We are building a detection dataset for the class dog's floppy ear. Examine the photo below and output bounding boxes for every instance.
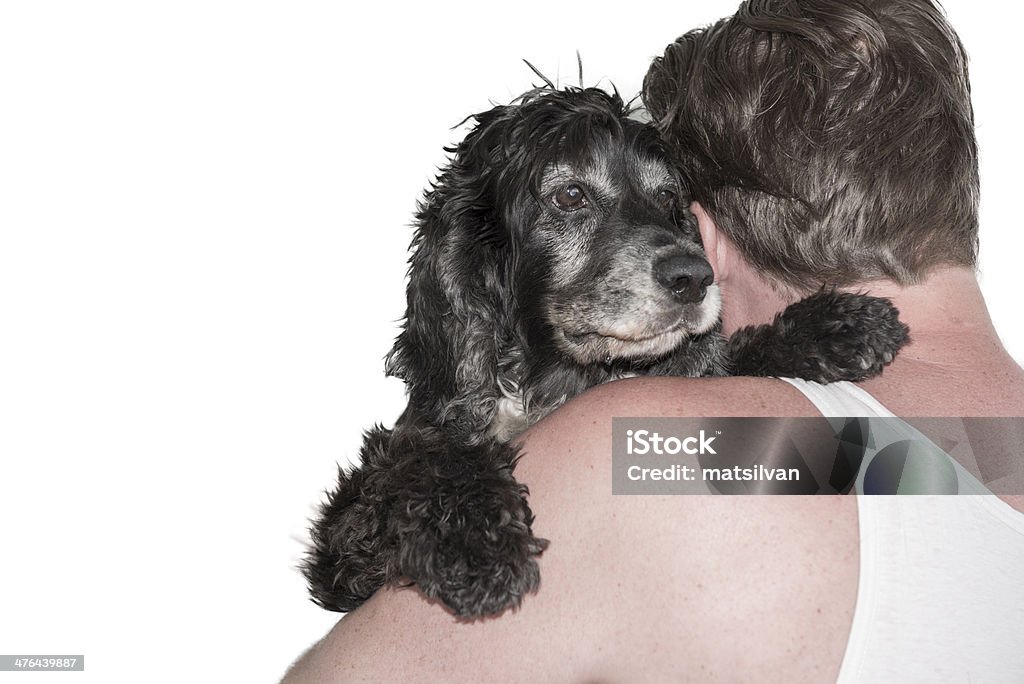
[436,105,524,250]
[385,104,525,444]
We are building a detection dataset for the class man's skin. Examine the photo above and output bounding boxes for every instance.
[283,204,1024,683]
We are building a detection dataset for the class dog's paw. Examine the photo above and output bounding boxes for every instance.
[409,514,548,619]
[777,290,910,381]
[391,441,549,618]
[729,289,910,382]
[303,427,397,613]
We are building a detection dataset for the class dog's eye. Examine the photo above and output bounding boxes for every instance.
[656,188,676,208]
[553,184,588,212]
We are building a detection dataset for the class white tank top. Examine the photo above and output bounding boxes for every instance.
[780,378,1024,683]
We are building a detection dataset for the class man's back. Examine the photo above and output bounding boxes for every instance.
[285,306,1024,681]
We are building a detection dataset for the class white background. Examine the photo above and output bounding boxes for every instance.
[0,1,1020,682]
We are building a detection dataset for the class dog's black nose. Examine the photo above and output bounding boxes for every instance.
[654,254,714,303]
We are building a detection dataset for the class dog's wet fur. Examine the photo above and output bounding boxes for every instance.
[304,87,909,618]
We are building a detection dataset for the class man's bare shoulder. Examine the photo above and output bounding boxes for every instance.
[513,375,819,477]
[511,376,820,511]
[562,375,822,421]
[283,376,854,683]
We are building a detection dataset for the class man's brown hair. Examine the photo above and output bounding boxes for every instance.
[643,0,979,290]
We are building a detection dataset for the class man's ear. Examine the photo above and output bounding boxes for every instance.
[691,201,727,282]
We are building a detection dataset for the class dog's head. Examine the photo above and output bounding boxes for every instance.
[449,87,719,363]
[518,89,719,364]
[390,87,720,434]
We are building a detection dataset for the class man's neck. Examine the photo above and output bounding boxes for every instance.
[841,268,1004,366]
[717,268,800,337]
[721,265,1024,419]
[723,266,1008,369]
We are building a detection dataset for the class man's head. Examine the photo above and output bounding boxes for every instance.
[642,0,979,291]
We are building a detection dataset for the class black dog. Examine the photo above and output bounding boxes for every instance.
[304,87,908,618]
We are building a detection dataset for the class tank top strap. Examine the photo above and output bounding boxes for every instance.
[778,377,895,419]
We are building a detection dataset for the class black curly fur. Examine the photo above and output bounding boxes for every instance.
[304,86,909,618]
[306,425,548,616]
[727,288,909,381]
